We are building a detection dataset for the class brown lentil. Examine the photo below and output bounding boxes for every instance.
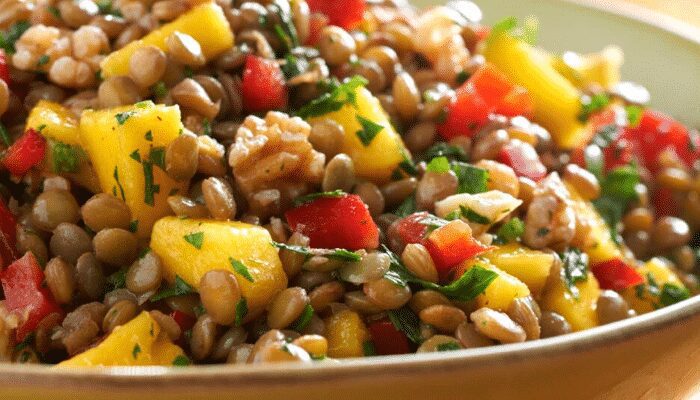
[149,310,181,342]
[343,290,383,314]
[167,195,210,218]
[563,164,601,200]
[199,269,241,326]
[190,314,218,361]
[16,228,49,265]
[247,329,285,363]
[455,321,494,348]
[75,252,105,300]
[506,297,541,340]
[322,153,356,193]
[49,223,93,265]
[317,26,356,66]
[657,167,692,191]
[392,72,421,123]
[81,194,132,232]
[98,76,141,108]
[211,326,248,361]
[672,245,696,273]
[471,129,509,161]
[415,170,459,211]
[165,294,200,317]
[353,181,385,217]
[309,281,345,313]
[267,287,309,329]
[31,190,80,232]
[419,305,467,333]
[125,251,164,295]
[416,335,463,353]
[42,175,71,192]
[128,45,167,88]
[622,208,654,233]
[381,177,418,208]
[227,343,254,364]
[652,216,691,251]
[172,79,221,120]
[597,290,631,325]
[93,228,139,266]
[202,177,237,220]
[102,299,138,333]
[44,257,76,304]
[408,290,451,314]
[540,311,572,338]
[404,122,437,154]
[476,159,520,198]
[363,45,399,83]
[470,307,527,344]
[401,243,439,283]
[166,31,206,67]
[309,119,345,159]
[363,277,412,310]
[197,135,227,176]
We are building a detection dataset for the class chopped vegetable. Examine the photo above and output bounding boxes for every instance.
[307,0,366,30]
[1,128,46,176]
[367,319,412,354]
[241,55,288,112]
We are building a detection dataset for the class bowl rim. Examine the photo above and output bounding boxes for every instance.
[3,0,700,384]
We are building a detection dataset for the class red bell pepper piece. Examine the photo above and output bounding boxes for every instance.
[498,139,547,182]
[0,198,18,267]
[241,55,288,113]
[590,258,644,292]
[1,252,63,341]
[305,12,329,46]
[285,194,379,250]
[394,212,430,246]
[437,65,533,140]
[367,320,411,355]
[1,128,46,176]
[652,187,675,219]
[307,0,366,30]
[626,110,698,174]
[0,50,10,85]
[424,220,495,278]
[169,310,196,333]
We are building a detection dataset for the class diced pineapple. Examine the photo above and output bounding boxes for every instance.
[26,100,80,145]
[100,3,234,78]
[541,272,601,331]
[308,87,407,183]
[458,258,530,311]
[482,243,554,297]
[150,217,287,318]
[79,101,188,238]
[622,258,686,315]
[484,33,591,149]
[325,310,370,358]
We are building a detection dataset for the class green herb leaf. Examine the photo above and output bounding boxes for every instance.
[293,190,346,206]
[559,248,589,298]
[132,344,141,359]
[393,195,416,218]
[436,342,461,352]
[172,355,191,366]
[423,142,468,162]
[659,283,690,307]
[625,105,643,127]
[113,166,126,201]
[455,70,470,85]
[193,304,206,317]
[296,76,368,119]
[426,156,450,173]
[106,267,128,291]
[115,111,135,125]
[291,304,314,332]
[267,0,299,51]
[270,241,361,262]
[235,297,248,327]
[14,333,34,352]
[579,93,611,122]
[458,205,491,225]
[129,220,139,233]
[201,118,211,136]
[490,16,518,39]
[129,149,141,163]
[362,341,377,356]
[495,217,525,243]
[144,130,153,141]
[593,165,640,244]
[152,81,168,98]
[184,232,204,249]
[0,122,11,146]
[387,308,422,344]
[355,115,384,146]
[51,141,81,173]
[0,21,31,54]
[451,162,489,194]
[151,275,195,302]
[398,149,419,176]
[149,147,166,170]
[36,54,50,67]
[229,257,255,282]
[142,161,160,206]
[95,0,123,17]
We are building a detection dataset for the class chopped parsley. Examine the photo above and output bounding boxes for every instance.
[234,297,248,327]
[579,93,611,122]
[488,16,538,45]
[129,220,139,233]
[142,161,160,206]
[149,147,166,170]
[387,308,422,344]
[296,75,368,119]
[426,156,450,174]
[0,20,31,54]
[0,122,11,146]
[451,162,489,194]
[36,54,50,67]
[559,248,589,298]
[183,66,193,78]
[267,0,299,52]
[398,150,419,176]
[592,165,640,244]
[291,304,314,332]
[495,217,525,243]
[229,257,254,282]
[132,344,141,359]
[201,119,211,136]
[50,141,81,173]
[113,166,126,201]
[129,149,141,163]
[658,283,690,307]
[46,6,62,18]
[537,227,550,237]
[423,142,468,162]
[436,342,461,352]
[14,333,34,352]
[393,195,416,218]
[293,190,346,206]
[106,267,128,291]
[355,115,384,146]
[150,275,195,302]
[144,130,153,141]
[625,105,643,127]
[362,341,377,356]
[455,70,470,85]
[172,355,191,366]
[115,111,135,125]
[271,241,361,262]
[457,205,491,225]
[281,53,309,79]
[183,232,204,249]
[152,81,168,98]
[96,0,123,17]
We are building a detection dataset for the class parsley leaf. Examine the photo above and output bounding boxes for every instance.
[149,147,166,170]
[229,257,254,282]
[436,342,461,352]
[184,232,204,249]
[106,267,128,291]
[129,220,139,233]
[150,275,195,302]
[488,16,539,45]
[36,54,50,67]
[0,122,11,147]
[270,241,361,262]
[152,81,168,98]
[14,333,34,352]
[0,21,31,54]
[235,298,248,327]
[115,111,135,125]
[172,355,191,366]
[393,195,416,218]
[426,156,450,173]
[362,341,376,356]
[129,149,142,163]
[267,0,299,51]
[458,205,491,225]
[659,283,690,307]
[142,161,160,206]
[593,165,640,243]
[387,308,422,344]
[355,115,384,146]
[293,190,346,206]
[291,304,314,331]
[451,162,489,194]
[423,142,468,162]
[559,248,589,298]
[144,130,153,141]
[51,141,81,173]
[579,93,611,122]
[625,105,644,127]
[113,166,126,201]
[132,344,141,359]
[398,149,419,176]
[296,76,368,119]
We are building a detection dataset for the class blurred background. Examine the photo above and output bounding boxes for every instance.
[623,0,700,26]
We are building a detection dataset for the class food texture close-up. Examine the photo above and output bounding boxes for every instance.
[0,0,697,369]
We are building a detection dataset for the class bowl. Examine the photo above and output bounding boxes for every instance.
[2,1,700,399]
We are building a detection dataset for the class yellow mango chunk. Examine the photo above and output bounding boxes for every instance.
[553,46,624,90]
[541,272,601,331]
[58,312,184,367]
[566,183,623,265]
[79,102,188,238]
[622,258,686,315]
[309,87,407,183]
[482,243,554,298]
[325,310,370,358]
[27,100,80,146]
[484,33,591,149]
[101,3,233,78]
[150,217,287,317]
[459,259,530,311]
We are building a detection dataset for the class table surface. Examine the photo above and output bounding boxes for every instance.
[615,0,700,26]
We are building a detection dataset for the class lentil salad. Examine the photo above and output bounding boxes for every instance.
[0,0,697,367]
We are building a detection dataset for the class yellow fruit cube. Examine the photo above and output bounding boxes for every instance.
[459,259,530,311]
[482,243,555,297]
[100,3,234,78]
[308,86,407,183]
[26,100,80,146]
[541,272,601,331]
[484,33,591,149]
[622,258,686,315]
[150,217,287,318]
[325,310,370,358]
[553,46,624,90]
[58,312,184,367]
[79,101,188,238]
